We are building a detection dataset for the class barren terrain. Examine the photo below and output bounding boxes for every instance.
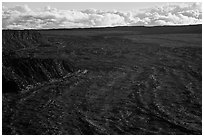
[2,25,202,135]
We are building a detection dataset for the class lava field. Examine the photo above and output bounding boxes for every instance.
[2,25,202,135]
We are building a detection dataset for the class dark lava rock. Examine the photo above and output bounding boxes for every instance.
[2,26,202,135]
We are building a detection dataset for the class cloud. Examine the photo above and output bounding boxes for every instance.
[2,3,202,29]
[134,3,202,26]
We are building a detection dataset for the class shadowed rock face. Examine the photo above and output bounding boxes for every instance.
[3,56,75,90]
[2,76,19,93]
[2,26,202,135]
[2,30,75,92]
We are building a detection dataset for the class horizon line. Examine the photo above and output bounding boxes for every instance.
[2,24,202,31]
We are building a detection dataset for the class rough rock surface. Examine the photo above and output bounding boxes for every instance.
[2,25,202,135]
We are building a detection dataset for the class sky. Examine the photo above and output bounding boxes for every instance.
[3,2,173,11]
[2,2,202,29]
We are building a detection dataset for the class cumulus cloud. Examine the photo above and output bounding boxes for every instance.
[2,3,202,29]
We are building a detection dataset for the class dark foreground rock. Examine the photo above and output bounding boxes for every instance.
[2,26,202,135]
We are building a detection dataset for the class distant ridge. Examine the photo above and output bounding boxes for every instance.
[3,24,202,31]
[37,24,202,35]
